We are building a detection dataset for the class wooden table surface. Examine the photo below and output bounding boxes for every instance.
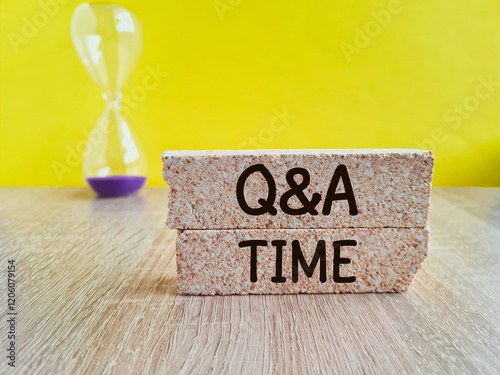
[0,187,499,374]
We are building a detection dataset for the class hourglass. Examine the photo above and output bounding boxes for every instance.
[71,3,147,197]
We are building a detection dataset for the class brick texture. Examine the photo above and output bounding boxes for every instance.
[163,149,433,229]
[176,227,429,295]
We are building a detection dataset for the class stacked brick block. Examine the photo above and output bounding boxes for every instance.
[162,149,434,295]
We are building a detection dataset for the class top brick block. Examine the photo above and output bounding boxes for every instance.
[162,149,433,229]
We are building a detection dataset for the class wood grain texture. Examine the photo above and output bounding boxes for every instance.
[0,187,499,374]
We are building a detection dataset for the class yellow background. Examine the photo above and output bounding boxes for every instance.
[1,0,499,187]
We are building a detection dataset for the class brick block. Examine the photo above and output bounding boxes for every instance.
[176,227,428,295]
[162,149,433,229]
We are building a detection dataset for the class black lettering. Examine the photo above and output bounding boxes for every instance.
[271,240,287,283]
[322,164,358,216]
[292,240,326,282]
[333,240,356,283]
[239,240,268,282]
[280,168,321,215]
[236,164,277,216]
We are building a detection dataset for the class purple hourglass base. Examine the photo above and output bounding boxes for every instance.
[86,176,147,197]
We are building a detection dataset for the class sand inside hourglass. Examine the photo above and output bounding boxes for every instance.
[86,175,147,197]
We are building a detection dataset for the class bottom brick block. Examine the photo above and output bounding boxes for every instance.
[176,228,429,295]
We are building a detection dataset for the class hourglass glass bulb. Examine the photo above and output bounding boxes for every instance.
[71,3,147,197]
[71,3,143,93]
